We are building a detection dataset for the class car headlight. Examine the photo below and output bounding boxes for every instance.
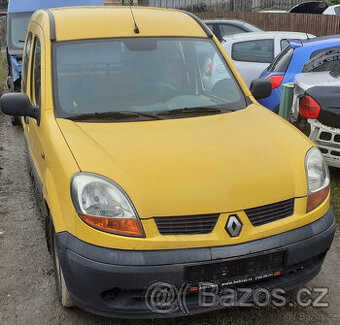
[71,173,144,237]
[305,147,330,212]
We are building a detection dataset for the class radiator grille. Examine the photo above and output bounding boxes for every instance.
[154,214,219,235]
[245,199,294,226]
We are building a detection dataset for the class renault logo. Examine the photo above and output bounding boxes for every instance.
[225,215,242,237]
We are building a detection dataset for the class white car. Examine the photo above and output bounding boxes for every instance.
[323,5,340,15]
[220,32,315,86]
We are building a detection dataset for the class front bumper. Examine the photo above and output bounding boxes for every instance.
[308,119,340,168]
[56,208,336,319]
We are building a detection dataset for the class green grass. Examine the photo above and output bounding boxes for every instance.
[330,168,340,222]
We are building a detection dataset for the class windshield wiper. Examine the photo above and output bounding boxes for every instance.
[64,111,163,121]
[157,106,227,116]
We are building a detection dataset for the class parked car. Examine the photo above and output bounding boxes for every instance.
[205,32,314,88]
[291,70,340,168]
[323,5,340,15]
[204,19,262,42]
[6,0,103,125]
[289,1,329,14]
[259,35,340,112]
[258,10,287,13]
[7,0,103,93]
[1,7,335,318]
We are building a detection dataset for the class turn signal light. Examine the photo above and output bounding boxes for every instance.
[307,186,330,213]
[79,214,144,237]
[299,95,321,119]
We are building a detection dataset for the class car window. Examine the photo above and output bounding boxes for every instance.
[220,24,246,37]
[232,39,274,63]
[280,39,290,51]
[303,47,340,73]
[30,37,41,108]
[242,22,262,32]
[335,6,340,15]
[206,24,214,31]
[268,46,294,72]
[8,12,33,51]
[54,38,247,119]
[22,32,33,92]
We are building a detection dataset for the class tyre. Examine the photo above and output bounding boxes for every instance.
[11,116,22,126]
[49,217,74,308]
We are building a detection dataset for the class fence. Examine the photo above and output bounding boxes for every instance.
[196,11,340,36]
[138,0,312,11]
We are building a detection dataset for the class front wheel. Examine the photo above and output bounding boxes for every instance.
[49,218,74,308]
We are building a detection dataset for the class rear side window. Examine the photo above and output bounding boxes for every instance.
[22,32,32,92]
[220,24,246,37]
[335,6,340,15]
[268,46,294,73]
[232,39,274,63]
[303,47,340,73]
[280,39,290,51]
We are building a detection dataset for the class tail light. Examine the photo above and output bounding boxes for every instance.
[299,95,321,119]
[268,75,284,90]
[205,61,214,77]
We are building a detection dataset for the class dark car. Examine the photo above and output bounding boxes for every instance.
[204,19,262,42]
[291,70,340,168]
[289,1,329,14]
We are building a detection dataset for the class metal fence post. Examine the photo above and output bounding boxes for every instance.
[279,83,295,120]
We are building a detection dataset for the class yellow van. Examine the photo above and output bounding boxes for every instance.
[0,7,335,318]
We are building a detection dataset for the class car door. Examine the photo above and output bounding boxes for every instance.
[228,38,275,86]
[24,24,45,191]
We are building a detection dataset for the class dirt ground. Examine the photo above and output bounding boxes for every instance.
[0,112,339,325]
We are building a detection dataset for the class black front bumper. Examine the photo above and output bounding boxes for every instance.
[56,209,336,319]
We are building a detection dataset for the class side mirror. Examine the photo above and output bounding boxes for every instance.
[0,93,39,121]
[250,79,272,100]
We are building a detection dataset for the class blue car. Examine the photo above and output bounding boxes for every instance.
[259,35,340,112]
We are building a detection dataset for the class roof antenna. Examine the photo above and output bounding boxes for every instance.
[129,5,140,34]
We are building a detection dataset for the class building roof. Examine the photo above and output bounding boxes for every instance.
[8,0,103,14]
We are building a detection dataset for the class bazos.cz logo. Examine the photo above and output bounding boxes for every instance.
[144,281,329,315]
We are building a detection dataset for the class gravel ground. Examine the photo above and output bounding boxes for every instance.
[0,112,339,325]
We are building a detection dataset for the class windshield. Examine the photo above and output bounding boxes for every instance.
[243,22,262,32]
[8,13,33,51]
[268,46,294,73]
[54,38,247,120]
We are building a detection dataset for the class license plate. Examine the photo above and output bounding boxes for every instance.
[185,251,285,284]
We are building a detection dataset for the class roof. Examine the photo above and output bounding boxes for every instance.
[8,0,103,14]
[223,31,310,42]
[204,19,246,24]
[36,7,207,41]
[299,35,340,48]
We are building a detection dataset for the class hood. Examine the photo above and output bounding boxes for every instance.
[57,105,312,219]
